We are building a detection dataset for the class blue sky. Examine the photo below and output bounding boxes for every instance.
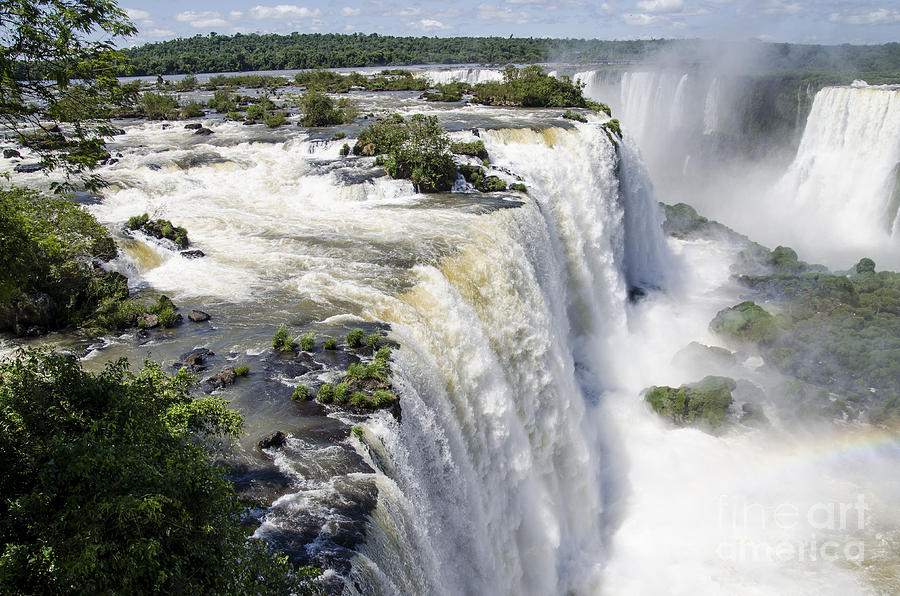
[122,1,900,45]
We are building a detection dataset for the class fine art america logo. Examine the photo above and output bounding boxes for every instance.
[716,494,868,563]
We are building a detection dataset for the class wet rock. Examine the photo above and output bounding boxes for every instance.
[147,163,162,171]
[137,313,159,329]
[207,366,237,390]
[180,249,205,259]
[184,123,203,130]
[182,349,212,371]
[161,123,171,130]
[110,128,126,136]
[193,127,214,136]
[361,142,376,156]
[3,149,21,159]
[242,120,256,126]
[258,430,287,450]
[188,309,210,322]
[14,163,43,173]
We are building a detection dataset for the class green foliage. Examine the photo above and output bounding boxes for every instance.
[179,101,204,118]
[510,182,528,193]
[234,365,250,377]
[333,382,350,404]
[449,140,488,160]
[355,114,457,192]
[340,143,350,157]
[140,92,180,120]
[375,346,392,361]
[264,111,287,128]
[346,328,365,348]
[351,425,364,440]
[365,333,382,349]
[563,109,588,123]
[272,324,295,352]
[423,81,472,102]
[458,164,507,192]
[299,333,315,351]
[646,376,736,430]
[601,118,622,146]
[225,111,244,122]
[126,213,189,249]
[206,74,286,89]
[207,89,237,113]
[299,91,355,127]
[323,337,338,350]
[0,349,308,595]
[0,186,123,334]
[472,65,594,108]
[291,384,310,401]
[710,301,779,345]
[174,75,198,91]
[856,258,876,274]
[316,383,335,403]
[246,104,265,121]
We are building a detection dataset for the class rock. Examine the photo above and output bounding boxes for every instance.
[242,120,256,126]
[206,367,237,390]
[184,123,203,130]
[11,292,55,335]
[645,376,736,431]
[710,301,779,345]
[147,163,162,171]
[740,402,769,427]
[471,128,480,137]
[193,127,214,136]
[110,128,126,136]
[161,123,171,130]
[3,149,21,159]
[14,163,43,173]
[180,249,205,259]
[178,348,214,371]
[361,142,376,156]
[47,124,62,134]
[258,431,287,450]
[188,309,210,322]
[137,313,159,329]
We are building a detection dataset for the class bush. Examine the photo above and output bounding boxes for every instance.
[298,333,315,351]
[449,140,488,160]
[375,346,392,361]
[272,324,295,352]
[458,164,506,192]
[207,89,236,113]
[346,328,365,348]
[339,143,350,157]
[235,365,250,377]
[180,101,204,118]
[225,111,244,122]
[291,384,309,401]
[365,333,382,349]
[316,383,334,403]
[351,425,364,440]
[246,104,264,121]
[299,90,354,127]
[333,382,350,404]
[174,75,198,91]
[510,182,527,193]
[472,65,594,109]
[323,337,337,350]
[264,111,286,128]
[0,349,307,594]
[140,92,179,120]
[372,389,399,407]
[710,301,779,345]
[563,109,588,123]
[646,376,736,430]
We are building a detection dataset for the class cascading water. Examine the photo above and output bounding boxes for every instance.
[345,122,670,594]
[770,85,900,253]
[423,68,504,86]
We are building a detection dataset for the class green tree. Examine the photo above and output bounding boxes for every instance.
[0,349,319,594]
[0,0,137,190]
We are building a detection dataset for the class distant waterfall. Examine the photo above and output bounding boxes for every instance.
[349,124,670,594]
[423,68,504,86]
[773,85,900,240]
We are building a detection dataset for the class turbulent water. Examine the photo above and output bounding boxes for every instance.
[4,69,900,595]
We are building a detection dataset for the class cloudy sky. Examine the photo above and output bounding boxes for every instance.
[122,1,900,45]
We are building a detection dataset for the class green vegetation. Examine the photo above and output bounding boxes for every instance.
[645,376,736,430]
[601,118,622,146]
[316,383,335,403]
[471,65,601,109]
[299,333,315,351]
[126,213,189,249]
[264,111,287,128]
[299,90,355,127]
[0,186,127,335]
[174,75,198,91]
[351,425,364,440]
[234,365,250,377]
[458,165,507,192]
[139,92,180,120]
[205,74,285,90]
[710,301,779,345]
[423,82,472,102]
[180,101,204,118]
[346,328,365,348]
[563,109,588,123]
[355,114,457,192]
[0,349,316,594]
[313,341,398,411]
[510,183,528,193]
[365,333,382,349]
[207,89,238,113]
[272,324,295,352]
[449,140,488,160]
[323,337,338,350]
[292,384,310,401]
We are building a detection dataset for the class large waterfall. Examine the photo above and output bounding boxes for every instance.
[772,85,900,247]
[345,123,669,594]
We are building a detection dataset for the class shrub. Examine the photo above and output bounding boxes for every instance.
[316,383,334,403]
[563,109,588,123]
[645,376,736,430]
[471,65,593,109]
[372,389,399,407]
[140,92,179,120]
[458,164,506,192]
[299,333,315,351]
[347,362,366,380]
[126,214,189,249]
[180,101,204,118]
[291,384,309,401]
[323,337,337,350]
[235,365,250,377]
[346,328,365,348]
[174,75,198,91]
[225,111,244,122]
[246,104,264,121]
[710,301,779,345]
[333,382,350,404]
[350,391,369,407]
[272,324,295,352]
[339,143,350,157]
[375,346,392,361]
[449,140,488,160]
[510,182,527,193]
[264,111,286,128]
[0,349,306,593]
[365,332,382,349]
[207,89,236,113]
[332,131,346,140]
[351,425,364,440]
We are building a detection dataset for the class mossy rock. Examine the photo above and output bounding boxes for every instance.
[710,301,779,345]
[645,375,736,430]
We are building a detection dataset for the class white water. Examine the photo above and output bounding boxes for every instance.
[767,85,900,263]
[424,68,504,86]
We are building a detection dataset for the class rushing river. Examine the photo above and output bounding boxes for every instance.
[3,69,899,594]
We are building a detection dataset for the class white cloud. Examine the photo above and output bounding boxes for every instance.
[622,11,665,24]
[635,0,683,13]
[506,0,547,4]
[408,18,451,31]
[175,11,230,28]
[340,7,361,16]
[248,5,321,20]
[229,11,244,19]
[476,3,538,23]
[145,28,175,38]
[829,9,900,25]
[761,0,803,15]
[125,8,151,21]
[392,7,422,17]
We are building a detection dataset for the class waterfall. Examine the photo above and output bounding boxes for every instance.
[703,77,720,135]
[348,124,670,594]
[423,68,504,86]
[772,85,900,243]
